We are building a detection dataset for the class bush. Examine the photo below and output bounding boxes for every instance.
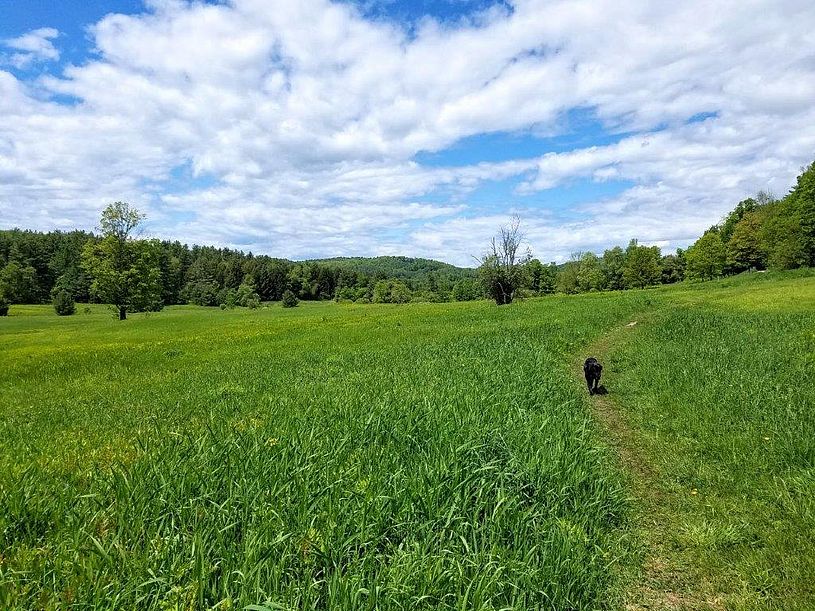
[246,296,261,309]
[0,294,8,316]
[217,288,237,309]
[281,289,299,308]
[53,290,76,316]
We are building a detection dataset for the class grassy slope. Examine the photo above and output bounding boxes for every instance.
[0,294,649,609]
[601,271,815,609]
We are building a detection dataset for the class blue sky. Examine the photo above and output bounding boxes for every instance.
[1,0,814,265]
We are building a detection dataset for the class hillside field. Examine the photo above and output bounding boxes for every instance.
[1,271,813,610]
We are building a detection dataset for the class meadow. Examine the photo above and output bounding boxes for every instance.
[1,271,814,609]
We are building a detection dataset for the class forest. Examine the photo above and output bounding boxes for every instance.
[1,161,813,312]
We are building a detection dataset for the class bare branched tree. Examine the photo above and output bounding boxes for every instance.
[477,216,532,305]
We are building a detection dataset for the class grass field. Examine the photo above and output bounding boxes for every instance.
[1,271,814,609]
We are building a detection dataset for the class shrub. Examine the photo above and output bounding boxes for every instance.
[53,290,76,316]
[0,294,8,316]
[246,296,261,309]
[281,289,299,308]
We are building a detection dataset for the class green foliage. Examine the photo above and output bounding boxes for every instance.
[577,252,604,292]
[557,260,580,294]
[685,231,726,280]
[789,162,815,266]
[81,204,163,319]
[0,293,8,316]
[52,290,75,316]
[281,289,299,307]
[218,287,238,309]
[601,247,626,291]
[451,278,481,301]
[182,279,220,306]
[373,279,411,303]
[622,240,662,289]
[99,201,145,240]
[660,251,685,284]
[726,211,765,272]
[235,277,261,307]
[0,261,38,304]
[719,197,759,244]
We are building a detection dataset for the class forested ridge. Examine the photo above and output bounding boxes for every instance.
[0,161,813,310]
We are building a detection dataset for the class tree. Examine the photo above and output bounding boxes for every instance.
[726,212,766,272]
[577,252,605,292]
[236,276,260,307]
[0,261,38,303]
[789,162,815,265]
[601,247,626,291]
[477,217,531,305]
[53,290,76,316]
[622,240,662,288]
[452,278,481,301]
[685,230,726,280]
[281,289,299,308]
[557,259,580,294]
[661,250,685,284]
[81,202,163,320]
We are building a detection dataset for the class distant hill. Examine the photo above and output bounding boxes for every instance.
[306,256,476,281]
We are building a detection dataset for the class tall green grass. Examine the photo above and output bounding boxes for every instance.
[606,274,815,609]
[1,296,650,609]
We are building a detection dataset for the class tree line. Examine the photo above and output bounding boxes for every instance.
[0,205,477,316]
[0,161,812,314]
[480,161,815,303]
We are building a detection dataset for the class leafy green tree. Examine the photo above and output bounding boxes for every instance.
[622,240,662,288]
[0,292,9,316]
[0,261,38,303]
[451,278,481,301]
[478,217,530,305]
[81,202,163,320]
[182,279,220,306]
[577,252,605,292]
[390,280,411,304]
[726,212,766,272]
[789,162,815,265]
[53,290,76,316]
[760,204,807,270]
[660,251,685,284]
[281,289,299,308]
[235,276,260,307]
[556,260,579,294]
[720,197,758,244]
[685,230,726,280]
[373,279,411,303]
[601,246,626,291]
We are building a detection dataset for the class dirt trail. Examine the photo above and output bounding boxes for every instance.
[578,317,724,611]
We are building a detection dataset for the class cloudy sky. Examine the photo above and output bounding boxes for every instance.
[1,0,814,265]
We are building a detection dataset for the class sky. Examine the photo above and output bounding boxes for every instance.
[1,0,814,266]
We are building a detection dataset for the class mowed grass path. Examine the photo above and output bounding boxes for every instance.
[601,272,815,610]
[1,294,651,610]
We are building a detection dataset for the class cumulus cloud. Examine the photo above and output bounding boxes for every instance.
[2,27,61,69]
[1,0,814,264]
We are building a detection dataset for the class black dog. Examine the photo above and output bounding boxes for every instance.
[583,357,602,395]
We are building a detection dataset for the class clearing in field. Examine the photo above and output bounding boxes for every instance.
[1,271,813,609]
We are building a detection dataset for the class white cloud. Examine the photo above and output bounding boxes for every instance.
[1,0,814,265]
[2,27,60,69]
